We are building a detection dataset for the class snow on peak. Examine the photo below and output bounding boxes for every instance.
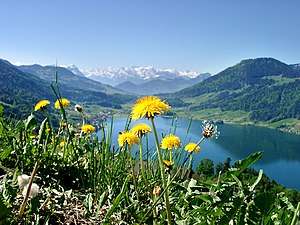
[82,66,202,86]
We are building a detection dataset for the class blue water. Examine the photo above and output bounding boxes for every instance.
[98,117,300,190]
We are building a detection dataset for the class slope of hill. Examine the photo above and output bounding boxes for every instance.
[17,64,125,94]
[166,58,300,124]
[0,59,56,118]
[115,73,211,95]
[0,59,135,119]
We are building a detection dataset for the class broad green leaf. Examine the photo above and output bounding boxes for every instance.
[218,197,243,225]
[232,151,263,177]
[254,192,275,216]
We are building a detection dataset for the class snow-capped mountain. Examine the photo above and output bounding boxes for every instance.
[61,64,85,77]
[82,66,208,87]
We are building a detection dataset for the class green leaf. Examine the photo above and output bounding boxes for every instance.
[38,118,48,145]
[24,114,36,131]
[219,197,243,225]
[232,151,263,177]
[84,193,93,214]
[0,199,11,220]
[254,192,275,216]
[105,175,130,220]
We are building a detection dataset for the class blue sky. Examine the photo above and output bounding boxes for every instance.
[1,0,299,74]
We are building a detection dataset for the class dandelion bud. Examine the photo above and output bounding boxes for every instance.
[153,185,162,197]
[18,174,30,189]
[22,183,40,198]
[74,104,83,113]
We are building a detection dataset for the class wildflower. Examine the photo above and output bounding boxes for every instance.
[161,134,181,150]
[81,124,96,133]
[202,121,220,139]
[153,185,162,197]
[131,123,152,137]
[118,131,138,147]
[55,98,70,109]
[60,122,67,127]
[34,100,50,111]
[22,183,40,198]
[131,96,171,120]
[185,142,201,153]
[18,174,30,189]
[59,141,66,148]
[29,135,37,139]
[74,104,83,113]
[163,160,174,168]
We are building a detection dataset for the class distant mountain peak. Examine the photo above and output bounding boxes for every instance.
[61,64,85,77]
[82,65,208,86]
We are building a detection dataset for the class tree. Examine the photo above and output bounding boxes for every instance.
[196,158,214,177]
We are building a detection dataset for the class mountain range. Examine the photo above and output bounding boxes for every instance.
[82,66,211,92]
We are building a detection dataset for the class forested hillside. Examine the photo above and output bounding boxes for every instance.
[166,58,300,122]
[0,59,135,119]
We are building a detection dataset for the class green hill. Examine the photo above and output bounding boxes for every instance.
[165,58,300,124]
[17,64,126,94]
[0,59,135,119]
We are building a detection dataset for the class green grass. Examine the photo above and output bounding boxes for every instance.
[0,93,299,224]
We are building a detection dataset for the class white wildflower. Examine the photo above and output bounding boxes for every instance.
[22,183,40,198]
[18,174,30,189]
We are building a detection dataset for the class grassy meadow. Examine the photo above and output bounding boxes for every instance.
[0,83,299,224]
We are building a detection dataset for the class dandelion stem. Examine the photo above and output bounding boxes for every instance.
[150,117,172,225]
[139,136,145,178]
[141,135,206,223]
[18,160,40,218]
[128,145,140,202]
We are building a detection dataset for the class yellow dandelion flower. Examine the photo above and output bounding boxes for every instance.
[59,141,66,148]
[34,100,50,111]
[131,96,171,120]
[161,134,181,150]
[81,124,96,133]
[29,135,37,139]
[55,98,70,109]
[185,142,201,153]
[163,160,174,167]
[118,131,138,147]
[131,123,152,137]
[60,122,67,127]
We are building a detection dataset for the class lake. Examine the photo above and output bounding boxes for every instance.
[99,117,300,190]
